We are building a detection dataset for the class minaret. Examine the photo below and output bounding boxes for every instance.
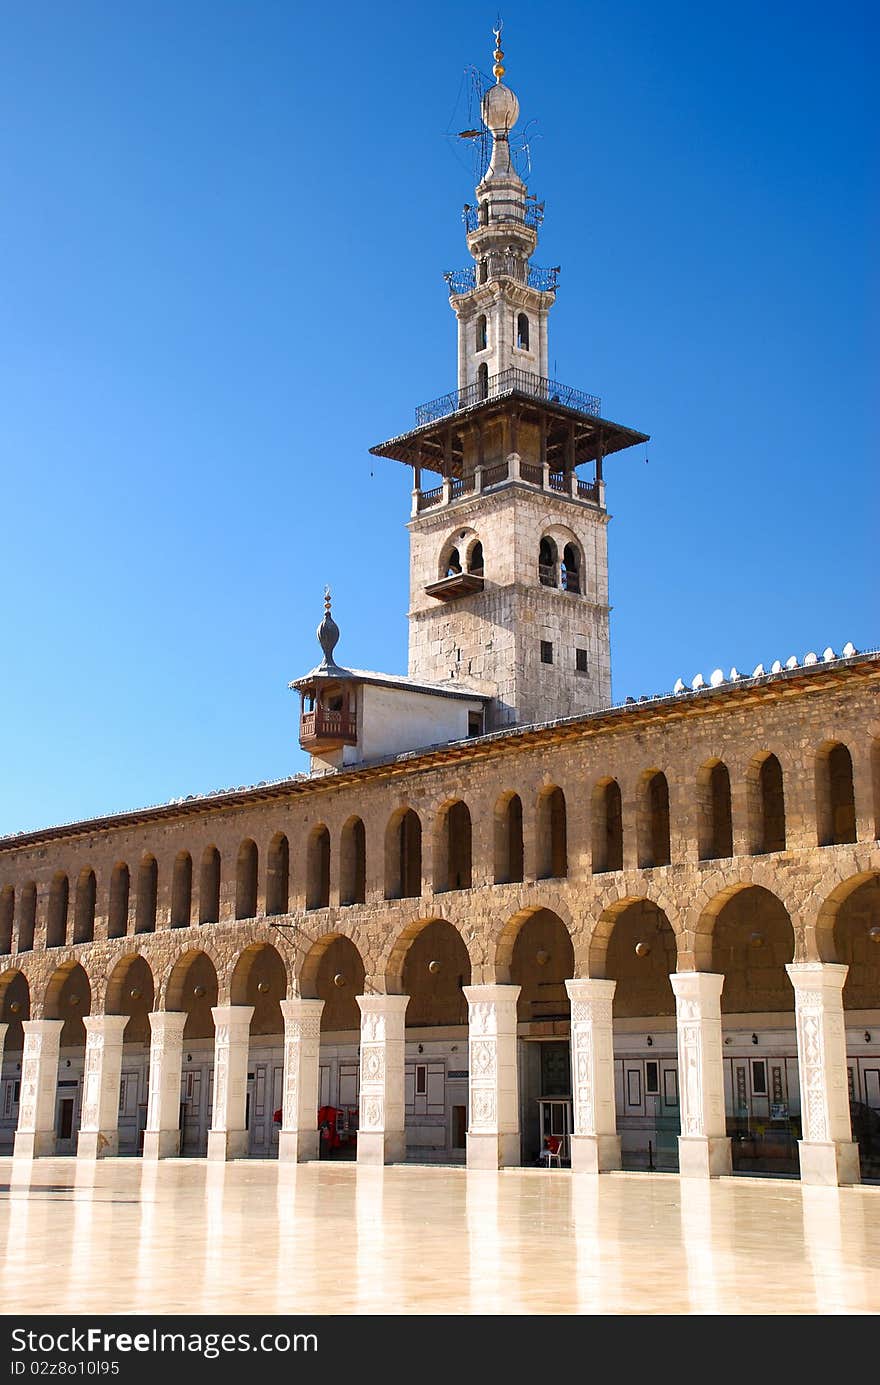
[370,30,649,730]
[451,28,552,394]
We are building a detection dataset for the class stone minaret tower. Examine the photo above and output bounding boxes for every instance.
[371,31,648,730]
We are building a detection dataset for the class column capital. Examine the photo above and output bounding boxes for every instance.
[280,998,325,1034]
[670,971,725,1009]
[462,984,521,1007]
[565,978,616,1003]
[210,1004,254,1031]
[82,1014,130,1040]
[148,1010,187,1037]
[356,994,410,1017]
[22,1019,64,1038]
[785,962,848,996]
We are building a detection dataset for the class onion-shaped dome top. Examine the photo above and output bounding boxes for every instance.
[316,587,343,672]
[481,81,519,137]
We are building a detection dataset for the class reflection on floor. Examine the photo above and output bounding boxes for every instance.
[0,1156,876,1316]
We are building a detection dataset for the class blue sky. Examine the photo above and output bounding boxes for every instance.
[1,0,876,836]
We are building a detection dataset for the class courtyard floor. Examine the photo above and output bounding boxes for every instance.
[0,1156,877,1316]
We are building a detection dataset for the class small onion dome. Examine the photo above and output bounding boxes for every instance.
[317,586,341,668]
[481,81,519,136]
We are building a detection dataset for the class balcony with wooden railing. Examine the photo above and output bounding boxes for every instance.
[299,705,358,752]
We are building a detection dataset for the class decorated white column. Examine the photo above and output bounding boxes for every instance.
[786,962,859,1186]
[207,1005,254,1161]
[356,994,409,1165]
[565,979,621,1173]
[278,998,324,1162]
[463,983,521,1169]
[77,1014,130,1159]
[670,972,731,1177]
[142,1011,186,1160]
[14,1019,63,1157]
[0,1023,8,1087]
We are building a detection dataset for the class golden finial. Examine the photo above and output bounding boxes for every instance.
[492,20,505,82]
[324,585,332,614]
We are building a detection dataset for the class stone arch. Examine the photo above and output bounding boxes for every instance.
[590,898,677,1018]
[235,839,259,921]
[560,539,583,594]
[697,758,733,861]
[199,846,221,925]
[73,867,96,945]
[135,854,158,934]
[823,873,880,1009]
[299,932,365,1034]
[386,918,473,1027]
[104,954,155,1046]
[46,872,69,949]
[266,832,290,916]
[0,886,13,955]
[699,884,796,1013]
[746,751,786,855]
[164,950,219,1040]
[385,807,422,901]
[493,900,577,984]
[502,908,575,1024]
[43,961,92,1047]
[493,791,523,885]
[815,740,856,846]
[636,769,671,868]
[107,862,130,939]
[339,816,366,906]
[230,942,288,1035]
[536,785,567,879]
[306,824,331,910]
[538,532,558,587]
[16,882,37,953]
[815,867,880,964]
[435,799,472,893]
[591,777,622,873]
[438,526,479,582]
[0,970,30,1052]
[171,851,193,929]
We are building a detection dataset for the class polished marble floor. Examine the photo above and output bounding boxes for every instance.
[0,1156,877,1315]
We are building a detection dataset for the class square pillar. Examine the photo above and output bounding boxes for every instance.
[278,998,325,1162]
[207,1005,254,1161]
[14,1019,64,1158]
[142,1011,186,1160]
[356,994,409,1165]
[670,972,732,1177]
[77,1014,130,1159]
[565,979,621,1173]
[786,963,860,1186]
[463,984,521,1169]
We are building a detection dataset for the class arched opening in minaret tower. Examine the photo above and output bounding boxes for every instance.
[516,312,530,350]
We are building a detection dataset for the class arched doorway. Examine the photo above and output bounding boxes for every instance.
[502,908,574,1164]
[229,943,287,1157]
[0,970,29,1149]
[105,955,155,1154]
[300,934,366,1155]
[165,951,219,1155]
[708,885,797,1175]
[827,872,880,1181]
[592,899,678,1170]
[44,962,92,1154]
